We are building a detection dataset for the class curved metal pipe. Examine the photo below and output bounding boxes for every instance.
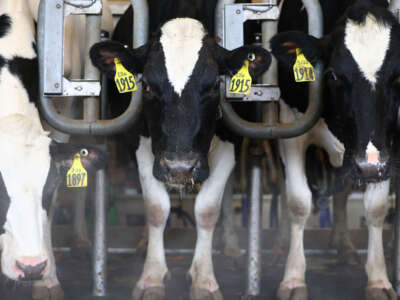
[218,0,324,139]
[38,0,147,135]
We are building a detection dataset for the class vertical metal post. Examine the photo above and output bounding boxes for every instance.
[215,0,235,45]
[93,168,108,297]
[247,147,263,296]
[82,11,107,298]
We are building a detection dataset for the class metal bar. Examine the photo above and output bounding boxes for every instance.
[53,247,369,256]
[38,0,145,136]
[131,0,149,48]
[215,0,235,45]
[93,169,108,297]
[389,0,400,14]
[247,154,263,296]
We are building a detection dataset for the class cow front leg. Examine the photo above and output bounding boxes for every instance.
[277,139,310,300]
[188,138,235,300]
[329,183,360,265]
[132,137,170,300]
[364,180,396,300]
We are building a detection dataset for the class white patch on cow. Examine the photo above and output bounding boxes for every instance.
[344,13,391,87]
[160,18,205,96]
[366,141,380,164]
[0,0,36,60]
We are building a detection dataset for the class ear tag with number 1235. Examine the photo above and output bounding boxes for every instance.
[293,48,315,83]
[229,60,252,95]
[114,58,137,93]
[66,153,88,188]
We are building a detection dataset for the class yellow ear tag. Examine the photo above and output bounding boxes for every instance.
[114,58,137,93]
[293,48,315,82]
[229,60,252,95]
[66,153,88,188]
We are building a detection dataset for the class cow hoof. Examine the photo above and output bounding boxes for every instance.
[277,287,308,300]
[190,287,223,300]
[366,287,397,300]
[337,248,360,265]
[32,285,64,300]
[132,286,165,300]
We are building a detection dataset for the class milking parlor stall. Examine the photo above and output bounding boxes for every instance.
[3,0,400,299]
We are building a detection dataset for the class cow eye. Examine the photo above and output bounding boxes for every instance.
[325,68,339,81]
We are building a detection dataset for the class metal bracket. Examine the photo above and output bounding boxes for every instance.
[64,0,102,16]
[224,3,280,101]
[61,78,101,97]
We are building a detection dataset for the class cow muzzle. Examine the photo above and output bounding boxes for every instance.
[154,155,208,186]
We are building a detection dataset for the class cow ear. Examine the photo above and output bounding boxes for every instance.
[90,41,149,79]
[50,141,108,172]
[216,44,272,80]
[270,31,324,67]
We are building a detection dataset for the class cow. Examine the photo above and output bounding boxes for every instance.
[271,0,399,299]
[0,1,106,300]
[89,1,272,299]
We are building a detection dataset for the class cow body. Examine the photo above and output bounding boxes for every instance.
[0,2,106,300]
[90,1,271,299]
[271,0,399,298]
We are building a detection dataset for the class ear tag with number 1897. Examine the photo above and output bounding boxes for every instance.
[229,60,252,95]
[66,153,88,188]
[114,58,137,93]
[293,48,315,83]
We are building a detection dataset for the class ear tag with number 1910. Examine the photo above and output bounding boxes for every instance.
[66,153,88,188]
[293,48,315,83]
[229,60,252,95]
[114,58,137,93]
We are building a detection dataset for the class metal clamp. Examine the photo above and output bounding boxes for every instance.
[38,0,149,135]
[218,0,324,139]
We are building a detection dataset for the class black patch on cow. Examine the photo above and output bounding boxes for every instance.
[0,172,11,235]
[0,14,11,38]
[0,55,6,71]
[42,160,61,213]
[8,57,39,104]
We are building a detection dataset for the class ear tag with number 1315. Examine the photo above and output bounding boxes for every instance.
[229,60,252,95]
[66,153,88,188]
[293,48,315,83]
[114,58,137,93]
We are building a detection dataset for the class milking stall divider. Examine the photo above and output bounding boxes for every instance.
[36,0,400,298]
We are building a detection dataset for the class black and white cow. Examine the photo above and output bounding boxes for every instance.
[0,1,106,299]
[90,1,271,299]
[271,0,399,299]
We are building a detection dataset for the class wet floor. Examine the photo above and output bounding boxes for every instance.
[0,251,369,300]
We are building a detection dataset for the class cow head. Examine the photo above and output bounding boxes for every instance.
[0,114,106,281]
[271,0,400,183]
[91,18,271,186]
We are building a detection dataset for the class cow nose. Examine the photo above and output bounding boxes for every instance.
[355,159,387,182]
[164,159,199,178]
[15,258,47,280]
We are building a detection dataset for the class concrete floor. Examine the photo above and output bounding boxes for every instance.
[0,250,371,300]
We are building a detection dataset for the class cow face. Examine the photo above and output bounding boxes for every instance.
[0,115,106,281]
[271,1,400,183]
[91,18,271,186]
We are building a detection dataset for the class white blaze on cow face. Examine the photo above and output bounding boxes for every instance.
[366,140,380,164]
[344,13,391,88]
[160,18,206,96]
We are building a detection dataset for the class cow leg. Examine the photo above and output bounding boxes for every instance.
[277,137,310,300]
[188,138,235,300]
[330,184,360,265]
[33,190,64,300]
[132,137,170,300]
[222,172,241,259]
[364,180,396,300]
